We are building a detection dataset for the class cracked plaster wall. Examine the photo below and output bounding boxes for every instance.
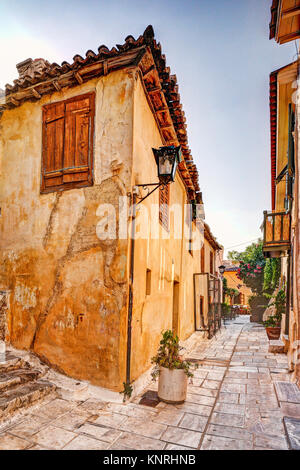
[0,69,134,390]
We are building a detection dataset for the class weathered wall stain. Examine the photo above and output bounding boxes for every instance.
[0,70,133,390]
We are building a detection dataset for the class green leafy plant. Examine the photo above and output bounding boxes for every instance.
[221,302,231,316]
[120,382,133,402]
[229,241,265,295]
[263,258,281,293]
[151,330,197,380]
[263,289,286,329]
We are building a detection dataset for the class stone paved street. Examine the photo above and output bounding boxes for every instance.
[0,316,299,450]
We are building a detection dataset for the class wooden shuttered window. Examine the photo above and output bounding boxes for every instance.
[159,184,170,231]
[41,92,95,193]
[201,245,205,273]
[210,251,214,274]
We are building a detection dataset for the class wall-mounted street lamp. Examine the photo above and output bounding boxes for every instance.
[135,145,182,204]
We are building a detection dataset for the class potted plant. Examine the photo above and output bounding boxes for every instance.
[263,289,285,340]
[151,330,197,404]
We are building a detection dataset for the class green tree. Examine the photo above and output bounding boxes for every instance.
[228,239,281,321]
[228,240,265,295]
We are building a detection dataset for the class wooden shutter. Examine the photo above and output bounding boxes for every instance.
[64,94,94,184]
[201,245,205,273]
[210,251,214,274]
[41,92,95,193]
[159,184,170,231]
[42,102,65,190]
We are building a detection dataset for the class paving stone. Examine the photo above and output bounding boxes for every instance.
[164,443,194,450]
[206,424,252,441]
[119,416,166,440]
[179,413,208,432]
[78,398,106,413]
[280,402,300,419]
[175,402,212,416]
[89,411,128,428]
[254,433,288,450]
[201,434,252,450]
[206,371,225,380]
[202,380,220,390]
[51,410,92,431]
[224,377,259,385]
[189,378,204,387]
[218,392,239,404]
[77,422,121,443]
[152,409,184,426]
[34,398,75,419]
[63,435,109,450]
[27,444,48,450]
[0,432,31,450]
[192,387,218,398]
[192,370,208,379]
[210,412,245,427]
[105,403,157,419]
[226,371,247,379]
[161,426,201,448]
[283,417,300,450]
[113,431,165,450]
[33,425,77,449]
[221,383,246,394]
[7,415,49,439]
[275,382,300,403]
[214,402,245,416]
[186,393,215,406]
[0,317,292,451]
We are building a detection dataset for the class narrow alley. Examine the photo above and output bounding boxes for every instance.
[0,316,299,451]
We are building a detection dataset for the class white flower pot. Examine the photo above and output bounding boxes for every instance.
[158,366,187,404]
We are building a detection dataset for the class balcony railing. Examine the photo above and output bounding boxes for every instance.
[262,210,291,257]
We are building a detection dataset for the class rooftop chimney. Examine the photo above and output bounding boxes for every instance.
[16,58,50,79]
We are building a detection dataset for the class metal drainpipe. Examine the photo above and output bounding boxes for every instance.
[285,253,291,336]
[126,191,137,386]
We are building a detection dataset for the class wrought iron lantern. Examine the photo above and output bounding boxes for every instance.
[134,146,182,204]
[218,265,226,276]
[152,145,182,185]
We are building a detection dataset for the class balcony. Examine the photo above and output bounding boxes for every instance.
[262,210,291,258]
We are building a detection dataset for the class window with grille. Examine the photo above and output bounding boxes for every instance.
[210,251,214,274]
[201,245,205,273]
[159,184,170,231]
[41,92,95,193]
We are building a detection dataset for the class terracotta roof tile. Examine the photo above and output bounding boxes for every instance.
[1,25,200,196]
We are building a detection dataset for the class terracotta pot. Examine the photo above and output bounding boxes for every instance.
[266,327,281,340]
[158,366,187,404]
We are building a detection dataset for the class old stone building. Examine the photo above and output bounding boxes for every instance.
[264,1,300,385]
[0,26,222,395]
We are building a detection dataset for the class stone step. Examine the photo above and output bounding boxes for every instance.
[269,340,285,354]
[283,417,300,450]
[0,368,42,392]
[0,353,26,373]
[275,381,300,404]
[0,380,56,423]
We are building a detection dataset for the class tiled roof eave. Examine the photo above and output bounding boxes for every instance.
[1,25,200,197]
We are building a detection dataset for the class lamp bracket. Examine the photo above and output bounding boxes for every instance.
[135,182,167,205]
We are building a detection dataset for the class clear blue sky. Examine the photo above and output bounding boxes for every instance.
[0,0,296,255]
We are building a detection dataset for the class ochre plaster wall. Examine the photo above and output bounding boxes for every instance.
[223,271,252,305]
[129,74,202,382]
[0,69,135,391]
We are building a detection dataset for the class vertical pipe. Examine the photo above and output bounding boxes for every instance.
[285,253,291,336]
[126,191,136,386]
